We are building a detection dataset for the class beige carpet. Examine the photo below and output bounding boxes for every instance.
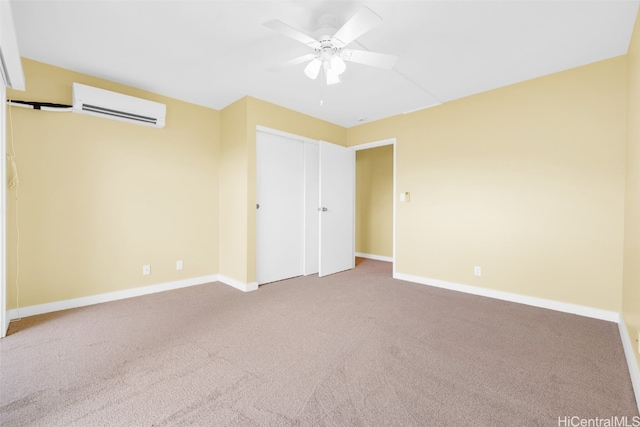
[1,258,637,426]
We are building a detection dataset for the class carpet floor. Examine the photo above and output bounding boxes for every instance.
[0,259,637,426]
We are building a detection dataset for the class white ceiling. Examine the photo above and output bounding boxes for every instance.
[9,0,640,128]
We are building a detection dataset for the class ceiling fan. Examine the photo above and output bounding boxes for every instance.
[264,6,398,85]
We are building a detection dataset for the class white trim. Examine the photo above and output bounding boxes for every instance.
[1,83,6,337]
[1,1,26,334]
[218,275,259,292]
[393,272,620,323]
[351,138,395,152]
[402,103,442,115]
[392,142,396,277]
[355,252,393,262]
[256,125,318,145]
[618,314,640,413]
[0,1,26,91]
[7,275,219,321]
[5,274,261,323]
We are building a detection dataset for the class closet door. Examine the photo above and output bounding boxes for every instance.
[256,131,304,284]
[319,140,355,277]
[303,142,319,275]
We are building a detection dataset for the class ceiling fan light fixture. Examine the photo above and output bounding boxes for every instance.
[304,58,322,79]
[326,68,341,85]
[329,55,346,75]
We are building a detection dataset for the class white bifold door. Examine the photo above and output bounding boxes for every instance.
[256,130,354,285]
[256,131,304,285]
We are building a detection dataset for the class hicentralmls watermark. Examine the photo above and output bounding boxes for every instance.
[558,416,640,427]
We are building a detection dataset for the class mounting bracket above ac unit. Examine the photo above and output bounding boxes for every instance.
[72,83,166,128]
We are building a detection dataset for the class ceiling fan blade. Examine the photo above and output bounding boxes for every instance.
[268,54,316,73]
[341,49,398,70]
[263,20,320,48]
[332,7,382,47]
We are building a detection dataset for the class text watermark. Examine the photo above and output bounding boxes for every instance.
[558,416,640,427]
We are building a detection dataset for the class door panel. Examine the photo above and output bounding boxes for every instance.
[256,131,304,284]
[303,142,319,275]
[319,141,355,277]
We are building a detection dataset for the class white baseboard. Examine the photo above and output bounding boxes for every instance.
[7,275,220,321]
[4,273,261,325]
[355,252,394,263]
[218,275,259,292]
[393,272,619,323]
[618,314,640,413]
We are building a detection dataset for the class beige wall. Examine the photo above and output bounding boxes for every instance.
[5,59,220,308]
[355,145,393,258]
[219,97,249,283]
[624,11,640,369]
[348,56,627,312]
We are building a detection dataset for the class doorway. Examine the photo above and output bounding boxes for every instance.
[353,139,396,275]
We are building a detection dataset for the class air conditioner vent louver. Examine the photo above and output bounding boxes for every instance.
[81,104,158,125]
[72,83,166,128]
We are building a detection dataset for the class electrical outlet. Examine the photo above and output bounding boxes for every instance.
[176,260,183,271]
[143,264,151,276]
[474,266,482,277]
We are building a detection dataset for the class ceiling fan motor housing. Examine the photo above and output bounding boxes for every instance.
[314,14,339,40]
[317,39,340,60]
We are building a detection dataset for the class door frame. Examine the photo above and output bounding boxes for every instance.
[351,138,397,277]
[1,83,6,337]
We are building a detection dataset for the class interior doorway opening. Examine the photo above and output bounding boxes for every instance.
[353,138,396,276]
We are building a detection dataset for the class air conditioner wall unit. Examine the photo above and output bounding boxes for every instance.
[72,83,166,128]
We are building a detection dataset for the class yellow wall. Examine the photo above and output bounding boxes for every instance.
[348,56,627,312]
[4,61,348,306]
[4,46,632,318]
[623,10,640,370]
[219,97,249,283]
[5,59,220,308]
[355,145,393,258]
